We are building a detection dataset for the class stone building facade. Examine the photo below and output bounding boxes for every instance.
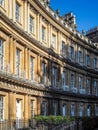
[0,0,98,121]
[86,26,98,43]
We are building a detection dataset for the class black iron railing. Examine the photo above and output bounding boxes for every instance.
[0,120,29,130]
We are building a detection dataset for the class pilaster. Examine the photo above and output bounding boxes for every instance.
[36,13,40,41]
[23,0,28,31]
[8,0,13,19]
[9,36,14,73]
[24,47,28,78]
[9,92,16,120]
[24,95,29,120]
[12,0,15,21]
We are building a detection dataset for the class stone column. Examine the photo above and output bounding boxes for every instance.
[36,13,40,41]
[47,23,50,48]
[9,92,16,120]
[67,69,70,90]
[24,47,28,79]
[8,0,13,19]
[13,39,16,74]
[9,36,14,73]
[57,31,61,54]
[12,0,15,21]
[24,95,29,120]
[76,73,79,92]
[48,60,52,86]
[37,97,42,115]
[37,55,41,83]
[27,2,30,33]
[23,0,28,31]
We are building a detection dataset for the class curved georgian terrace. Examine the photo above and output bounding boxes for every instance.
[0,0,98,123]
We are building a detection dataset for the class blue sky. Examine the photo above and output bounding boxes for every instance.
[50,0,98,33]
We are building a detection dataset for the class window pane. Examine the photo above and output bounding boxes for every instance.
[52,34,56,48]
[41,101,47,116]
[42,26,46,41]
[70,46,74,59]
[0,0,4,6]
[79,76,82,89]
[62,41,65,55]
[71,104,75,116]
[30,56,34,80]
[78,51,82,63]
[62,71,66,87]
[94,58,97,69]
[42,62,46,84]
[87,79,90,94]
[30,16,34,33]
[16,48,20,76]
[71,74,74,88]
[62,104,66,116]
[52,67,57,87]
[16,3,20,21]
[86,54,90,66]
[0,96,4,120]
[79,105,83,117]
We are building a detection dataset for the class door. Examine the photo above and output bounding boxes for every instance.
[16,99,22,129]
[16,99,22,119]
[62,104,66,116]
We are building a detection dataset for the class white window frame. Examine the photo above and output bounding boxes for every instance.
[29,16,34,33]
[0,96,4,121]
[0,39,4,70]
[16,2,21,21]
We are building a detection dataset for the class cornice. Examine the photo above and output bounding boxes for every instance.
[0,70,98,102]
[33,0,98,49]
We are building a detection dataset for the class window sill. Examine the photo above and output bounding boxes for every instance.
[16,19,22,27]
[29,32,36,37]
[41,40,47,44]
[0,5,6,13]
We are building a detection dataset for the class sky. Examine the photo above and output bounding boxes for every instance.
[50,0,98,33]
